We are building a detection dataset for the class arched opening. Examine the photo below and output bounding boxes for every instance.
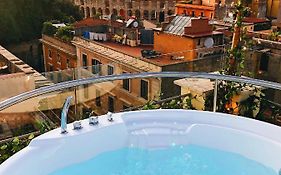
[98,8,103,16]
[135,10,141,19]
[111,8,118,20]
[86,7,90,18]
[167,10,174,16]
[105,8,110,15]
[127,10,133,17]
[92,7,96,16]
[143,10,149,20]
[159,11,165,22]
[120,9,125,18]
[81,7,85,18]
[112,9,118,15]
[151,10,156,20]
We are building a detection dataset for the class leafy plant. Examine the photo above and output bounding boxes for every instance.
[0,120,52,164]
[42,22,57,36]
[55,25,74,42]
[0,134,34,164]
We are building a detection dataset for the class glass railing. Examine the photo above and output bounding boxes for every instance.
[0,69,281,141]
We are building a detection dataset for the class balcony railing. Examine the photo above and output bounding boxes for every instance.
[1,71,281,141]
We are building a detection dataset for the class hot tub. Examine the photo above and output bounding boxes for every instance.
[1,109,281,175]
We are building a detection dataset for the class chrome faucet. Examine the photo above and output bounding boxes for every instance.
[61,96,73,134]
[89,111,99,125]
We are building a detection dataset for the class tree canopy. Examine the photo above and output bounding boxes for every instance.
[0,0,82,45]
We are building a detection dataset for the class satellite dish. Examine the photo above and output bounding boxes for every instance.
[133,21,139,28]
[204,37,214,48]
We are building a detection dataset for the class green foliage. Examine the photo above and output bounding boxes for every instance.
[268,31,280,41]
[142,94,194,110]
[0,134,34,164]
[42,22,57,36]
[34,120,52,134]
[0,0,82,45]
[0,120,52,164]
[93,12,102,19]
[55,25,74,42]
[211,0,262,117]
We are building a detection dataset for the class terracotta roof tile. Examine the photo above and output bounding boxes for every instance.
[242,17,269,24]
[74,18,123,28]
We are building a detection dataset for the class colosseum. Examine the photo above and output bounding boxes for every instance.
[73,0,179,22]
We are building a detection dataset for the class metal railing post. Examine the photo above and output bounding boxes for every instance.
[213,79,218,112]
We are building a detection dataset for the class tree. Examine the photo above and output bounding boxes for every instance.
[42,22,57,36]
[55,25,74,42]
[0,0,82,45]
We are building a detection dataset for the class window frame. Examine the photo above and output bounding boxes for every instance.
[140,79,149,100]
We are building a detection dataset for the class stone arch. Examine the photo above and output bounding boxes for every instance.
[98,8,103,15]
[151,10,156,20]
[127,10,133,17]
[120,9,125,18]
[105,8,110,15]
[167,10,174,16]
[112,8,118,15]
[135,9,141,19]
[92,7,96,16]
[86,7,90,18]
[143,10,149,20]
[80,7,85,18]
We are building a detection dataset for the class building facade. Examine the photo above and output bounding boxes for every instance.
[155,16,224,61]
[40,17,224,116]
[175,0,216,19]
[41,35,77,73]
[74,0,178,22]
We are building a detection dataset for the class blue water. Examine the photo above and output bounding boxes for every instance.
[50,145,277,175]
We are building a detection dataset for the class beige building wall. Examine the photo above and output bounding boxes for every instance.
[0,73,35,102]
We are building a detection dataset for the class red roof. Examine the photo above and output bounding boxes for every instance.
[242,17,268,24]
[74,18,123,28]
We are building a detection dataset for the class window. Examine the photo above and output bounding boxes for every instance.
[57,53,61,64]
[108,96,114,112]
[123,78,130,91]
[48,49,52,58]
[201,12,204,17]
[92,59,101,74]
[259,53,269,71]
[107,65,114,75]
[197,39,201,46]
[82,54,87,67]
[57,73,62,83]
[96,89,101,107]
[192,11,195,17]
[140,79,148,100]
[66,58,70,68]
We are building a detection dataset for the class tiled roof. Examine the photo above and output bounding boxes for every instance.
[242,17,269,24]
[175,3,215,10]
[164,16,193,36]
[74,18,123,28]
